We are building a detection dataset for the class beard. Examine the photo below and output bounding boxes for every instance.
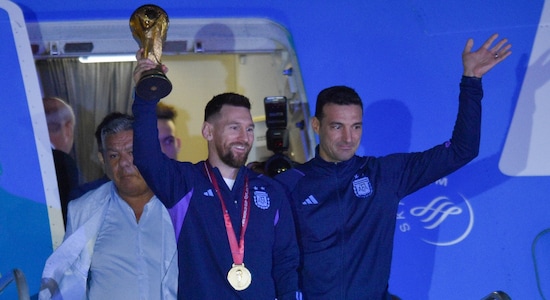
[218,142,251,168]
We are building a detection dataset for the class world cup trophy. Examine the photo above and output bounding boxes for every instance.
[130,4,172,100]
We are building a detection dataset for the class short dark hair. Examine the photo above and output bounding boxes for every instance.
[315,86,363,121]
[156,102,177,121]
[95,112,134,153]
[204,93,251,122]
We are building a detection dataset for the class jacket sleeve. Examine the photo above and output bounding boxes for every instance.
[271,182,300,299]
[387,76,483,198]
[132,94,188,208]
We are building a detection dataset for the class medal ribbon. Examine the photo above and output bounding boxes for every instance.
[204,162,250,265]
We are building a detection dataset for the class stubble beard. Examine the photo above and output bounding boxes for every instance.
[219,143,250,168]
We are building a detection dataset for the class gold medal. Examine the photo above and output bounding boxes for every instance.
[227,263,252,291]
[205,163,252,291]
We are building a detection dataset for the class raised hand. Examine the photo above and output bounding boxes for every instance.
[462,33,512,78]
[132,48,169,85]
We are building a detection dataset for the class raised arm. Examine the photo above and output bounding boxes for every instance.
[392,34,512,197]
[132,50,185,208]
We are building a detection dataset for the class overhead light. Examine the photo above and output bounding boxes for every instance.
[78,55,136,63]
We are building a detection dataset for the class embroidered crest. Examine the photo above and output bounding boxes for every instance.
[353,175,372,198]
[253,186,270,209]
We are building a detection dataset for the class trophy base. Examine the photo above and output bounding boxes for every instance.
[136,70,172,100]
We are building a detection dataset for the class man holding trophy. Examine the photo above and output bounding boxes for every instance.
[130,4,301,300]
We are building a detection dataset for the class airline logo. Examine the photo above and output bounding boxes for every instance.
[396,178,474,246]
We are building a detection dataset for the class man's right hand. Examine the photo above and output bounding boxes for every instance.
[133,49,169,84]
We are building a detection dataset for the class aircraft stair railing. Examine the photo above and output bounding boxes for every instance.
[0,268,30,300]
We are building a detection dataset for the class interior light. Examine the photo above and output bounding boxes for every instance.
[78,55,137,63]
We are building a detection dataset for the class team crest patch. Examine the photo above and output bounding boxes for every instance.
[253,186,270,209]
[353,175,372,198]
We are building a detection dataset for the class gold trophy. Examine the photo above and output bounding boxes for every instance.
[130,4,172,100]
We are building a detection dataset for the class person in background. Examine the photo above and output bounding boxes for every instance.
[39,113,177,300]
[43,96,80,227]
[70,104,182,199]
[156,102,181,160]
[274,33,512,299]
[132,50,300,299]
[43,97,76,155]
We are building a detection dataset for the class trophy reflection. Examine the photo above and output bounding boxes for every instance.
[130,4,172,100]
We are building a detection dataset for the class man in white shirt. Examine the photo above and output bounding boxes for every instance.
[39,113,177,300]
